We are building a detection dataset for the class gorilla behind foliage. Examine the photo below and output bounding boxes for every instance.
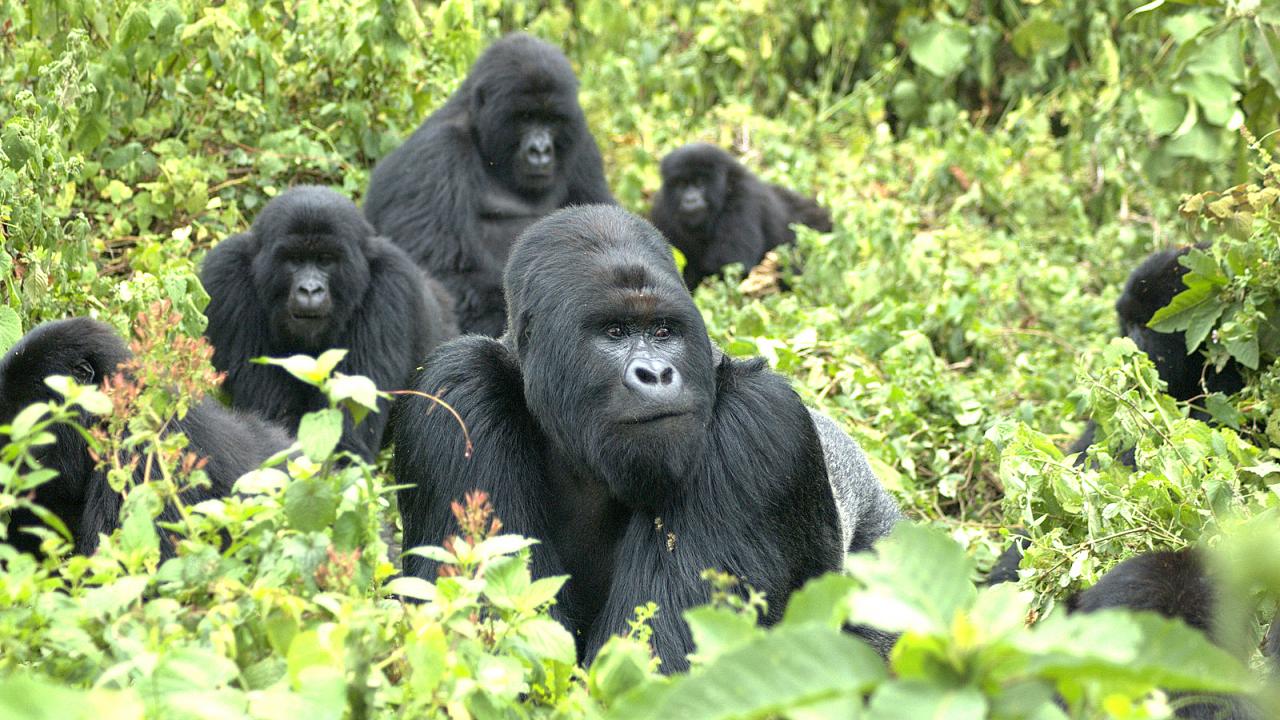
[392,205,896,672]
[1069,245,1244,460]
[203,186,454,463]
[1069,549,1275,719]
[651,143,832,289]
[0,318,292,557]
[364,33,615,336]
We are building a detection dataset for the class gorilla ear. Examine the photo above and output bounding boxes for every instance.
[71,359,96,385]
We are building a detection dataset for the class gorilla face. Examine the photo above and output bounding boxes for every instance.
[507,206,716,507]
[467,35,585,198]
[0,319,130,534]
[659,144,730,231]
[250,188,373,351]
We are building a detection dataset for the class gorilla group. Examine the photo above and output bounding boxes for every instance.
[0,319,292,558]
[1070,244,1244,459]
[391,204,901,672]
[651,143,832,289]
[202,186,455,462]
[364,33,614,336]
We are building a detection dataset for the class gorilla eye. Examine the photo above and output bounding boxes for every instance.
[605,324,625,339]
[654,326,672,340]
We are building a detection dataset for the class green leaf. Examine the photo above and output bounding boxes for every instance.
[1223,332,1260,370]
[256,351,347,387]
[405,623,448,696]
[867,680,986,720]
[297,409,342,461]
[0,675,144,720]
[0,307,22,355]
[516,616,577,665]
[609,625,887,720]
[845,524,977,635]
[589,636,659,707]
[781,573,857,629]
[685,606,761,664]
[1011,17,1069,60]
[907,22,971,78]
[284,477,338,533]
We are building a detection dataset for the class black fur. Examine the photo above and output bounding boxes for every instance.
[651,143,832,289]
[202,186,454,463]
[364,34,615,336]
[1071,245,1244,461]
[1068,549,1269,719]
[392,205,841,672]
[0,318,292,557]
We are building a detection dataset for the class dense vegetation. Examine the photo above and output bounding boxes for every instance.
[2,0,1280,717]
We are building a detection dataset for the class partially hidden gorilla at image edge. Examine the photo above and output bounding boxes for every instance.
[363,33,615,336]
[988,245,1247,585]
[1069,549,1276,719]
[651,143,832,289]
[1070,244,1244,460]
[0,319,292,558]
[202,186,455,462]
[392,205,901,672]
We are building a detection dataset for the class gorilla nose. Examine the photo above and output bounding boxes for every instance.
[524,132,554,169]
[293,281,329,313]
[624,356,683,402]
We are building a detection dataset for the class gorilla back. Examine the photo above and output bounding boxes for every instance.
[203,186,453,462]
[364,34,615,336]
[0,318,292,557]
[393,205,842,672]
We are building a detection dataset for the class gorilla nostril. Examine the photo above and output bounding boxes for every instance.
[634,366,658,385]
[659,367,674,385]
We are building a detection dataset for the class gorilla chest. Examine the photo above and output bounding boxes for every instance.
[477,188,564,264]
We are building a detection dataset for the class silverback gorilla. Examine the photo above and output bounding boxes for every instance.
[0,318,292,557]
[202,186,454,462]
[1069,549,1275,719]
[1070,245,1244,459]
[392,205,899,672]
[364,34,615,336]
[651,143,832,289]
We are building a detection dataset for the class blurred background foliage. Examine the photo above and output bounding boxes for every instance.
[3,0,1280,716]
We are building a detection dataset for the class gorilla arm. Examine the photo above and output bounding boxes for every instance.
[563,132,616,206]
[391,337,569,587]
[584,357,841,673]
[338,237,433,460]
[364,116,507,336]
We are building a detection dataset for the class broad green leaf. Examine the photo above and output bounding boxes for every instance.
[406,623,448,695]
[845,524,977,635]
[297,409,342,461]
[517,616,577,665]
[1011,17,1068,60]
[589,636,659,707]
[867,681,986,720]
[234,468,290,494]
[283,477,338,532]
[0,307,21,354]
[609,625,886,720]
[781,573,857,629]
[384,576,437,602]
[907,22,971,78]
[475,654,527,699]
[685,606,761,663]
[0,675,144,720]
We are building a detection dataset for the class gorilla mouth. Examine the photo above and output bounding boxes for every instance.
[623,410,691,425]
[290,310,328,321]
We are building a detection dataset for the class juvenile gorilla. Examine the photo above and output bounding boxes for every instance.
[0,319,292,557]
[203,186,453,462]
[651,143,832,289]
[1069,549,1274,719]
[364,34,614,336]
[393,205,891,672]
[1069,245,1244,459]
